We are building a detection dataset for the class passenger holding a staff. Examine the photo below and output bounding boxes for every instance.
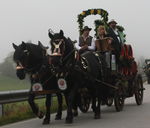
[75,26,95,54]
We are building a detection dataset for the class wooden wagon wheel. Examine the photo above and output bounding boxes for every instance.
[77,88,91,113]
[106,97,113,107]
[114,81,125,112]
[135,74,144,105]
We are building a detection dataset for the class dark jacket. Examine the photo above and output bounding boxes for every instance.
[107,28,122,53]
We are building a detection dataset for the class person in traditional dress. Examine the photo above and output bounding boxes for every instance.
[95,25,114,70]
[107,19,122,54]
[95,25,113,52]
[75,26,95,54]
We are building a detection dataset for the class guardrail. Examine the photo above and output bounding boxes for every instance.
[0,90,45,117]
[0,90,45,104]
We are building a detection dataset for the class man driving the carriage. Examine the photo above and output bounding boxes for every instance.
[75,26,95,54]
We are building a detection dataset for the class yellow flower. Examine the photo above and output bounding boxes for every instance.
[90,9,94,14]
[97,10,101,14]
[81,11,85,16]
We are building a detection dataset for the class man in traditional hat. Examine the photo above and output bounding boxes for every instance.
[75,26,95,54]
[107,19,122,54]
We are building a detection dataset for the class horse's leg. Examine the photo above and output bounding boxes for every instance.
[55,92,63,120]
[72,94,78,117]
[94,96,101,119]
[28,92,44,119]
[91,96,96,113]
[94,88,101,119]
[64,92,73,124]
[43,94,51,125]
[64,87,77,124]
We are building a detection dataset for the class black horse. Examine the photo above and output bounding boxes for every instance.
[48,30,106,123]
[12,41,63,124]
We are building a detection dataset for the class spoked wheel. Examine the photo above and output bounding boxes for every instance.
[106,97,113,107]
[135,75,144,105]
[114,95,125,112]
[78,88,91,113]
[114,81,125,112]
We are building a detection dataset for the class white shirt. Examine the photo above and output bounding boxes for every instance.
[113,29,121,43]
[75,36,95,50]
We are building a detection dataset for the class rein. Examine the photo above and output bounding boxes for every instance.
[62,49,76,64]
[74,65,118,90]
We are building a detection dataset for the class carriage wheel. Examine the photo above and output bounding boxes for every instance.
[135,75,144,105]
[78,95,91,113]
[114,95,125,112]
[106,97,113,107]
[78,89,91,113]
[114,81,125,112]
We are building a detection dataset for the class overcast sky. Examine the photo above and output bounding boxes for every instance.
[0,0,150,62]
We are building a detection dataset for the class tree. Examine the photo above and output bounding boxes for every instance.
[0,52,16,78]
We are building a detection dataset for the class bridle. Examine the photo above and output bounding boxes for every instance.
[50,39,65,56]
[49,39,78,77]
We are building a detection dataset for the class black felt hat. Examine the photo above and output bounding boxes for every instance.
[82,26,92,32]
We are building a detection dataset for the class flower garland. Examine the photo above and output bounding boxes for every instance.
[77,9,109,35]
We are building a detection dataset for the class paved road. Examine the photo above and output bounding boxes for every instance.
[1,83,150,128]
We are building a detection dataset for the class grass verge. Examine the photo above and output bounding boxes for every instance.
[0,96,66,126]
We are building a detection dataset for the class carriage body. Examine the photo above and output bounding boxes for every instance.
[98,44,144,111]
[77,8,144,112]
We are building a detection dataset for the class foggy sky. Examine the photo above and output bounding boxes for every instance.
[0,0,150,62]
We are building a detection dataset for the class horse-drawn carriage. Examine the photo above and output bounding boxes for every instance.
[76,8,144,112]
[12,8,144,124]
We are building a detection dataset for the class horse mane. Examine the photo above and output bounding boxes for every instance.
[23,43,43,60]
[63,37,74,56]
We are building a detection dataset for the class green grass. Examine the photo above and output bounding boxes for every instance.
[0,74,30,91]
[0,97,66,126]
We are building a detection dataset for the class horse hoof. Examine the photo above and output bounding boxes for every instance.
[65,119,73,124]
[94,114,101,119]
[38,111,44,119]
[42,119,50,125]
[55,115,62,120]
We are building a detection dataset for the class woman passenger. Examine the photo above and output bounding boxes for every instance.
[95,25,113,52]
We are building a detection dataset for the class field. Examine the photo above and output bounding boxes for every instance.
[0,74,30,91]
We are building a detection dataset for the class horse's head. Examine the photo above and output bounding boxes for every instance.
[12,41,48,78]
[48,30,74,67]
[49,30,65,56]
